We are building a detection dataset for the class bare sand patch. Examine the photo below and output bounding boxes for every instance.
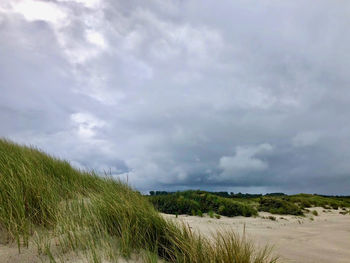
[163,207,350,263]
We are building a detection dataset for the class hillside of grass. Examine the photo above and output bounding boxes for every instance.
[0,139,278,263]
[148,191,350,217]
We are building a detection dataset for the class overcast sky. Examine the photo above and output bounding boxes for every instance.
[1,0,350,194]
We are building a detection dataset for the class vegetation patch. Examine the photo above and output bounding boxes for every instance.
[285,194,350,210]
[148,191,350,220]
[258,197,303,215]
[148,190,258,217]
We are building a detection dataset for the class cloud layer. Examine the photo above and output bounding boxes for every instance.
[1,0,350,194]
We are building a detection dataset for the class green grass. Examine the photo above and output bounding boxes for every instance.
[148,191,350,220]
[148,190,258,217]
[258,197,303,216]
[0,139,277,263]
[286,194,350,210]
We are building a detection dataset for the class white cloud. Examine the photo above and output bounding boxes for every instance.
[218,144,273,179]
[4,0,107,65]
[86,30,107,49]
[292,131,322,147]
[11,0,67,24]
[57,0,102,9]
[117,8,224,70]
[71,112,106,139]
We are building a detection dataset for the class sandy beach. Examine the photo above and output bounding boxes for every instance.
[1,208,349,263]
[163,207,350,263]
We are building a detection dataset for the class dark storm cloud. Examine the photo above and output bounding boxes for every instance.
[1,0,350,194]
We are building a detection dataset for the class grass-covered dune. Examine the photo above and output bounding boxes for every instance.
[0,139,277,263]
[148,191,350,217]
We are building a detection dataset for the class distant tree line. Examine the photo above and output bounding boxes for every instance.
[149,190,286,198]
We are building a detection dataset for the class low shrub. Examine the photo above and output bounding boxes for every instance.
[330,203,339,210]
[300,200,312,208]
[150,195,200,215]
[258,197,303,215]
[287,194,350,210]
[149,191,258,217]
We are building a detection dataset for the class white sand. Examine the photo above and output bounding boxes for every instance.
[163,207,350,263]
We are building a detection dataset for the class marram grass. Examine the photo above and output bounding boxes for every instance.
[0,138,278,263]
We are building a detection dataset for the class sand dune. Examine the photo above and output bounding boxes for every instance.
[163,207,350,263]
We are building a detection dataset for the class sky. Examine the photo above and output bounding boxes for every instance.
[1,0,350,195]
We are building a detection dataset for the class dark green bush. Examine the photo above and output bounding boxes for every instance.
[330,203,339,210]
[258,197,303,216]
[149,195,200,215]
[148,191,257,217]
[300,200,312,208]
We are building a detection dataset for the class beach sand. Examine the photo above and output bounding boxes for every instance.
[163,207,350,263]
[0,207,349,262]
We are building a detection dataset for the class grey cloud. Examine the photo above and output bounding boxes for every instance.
[1,0,350,194]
